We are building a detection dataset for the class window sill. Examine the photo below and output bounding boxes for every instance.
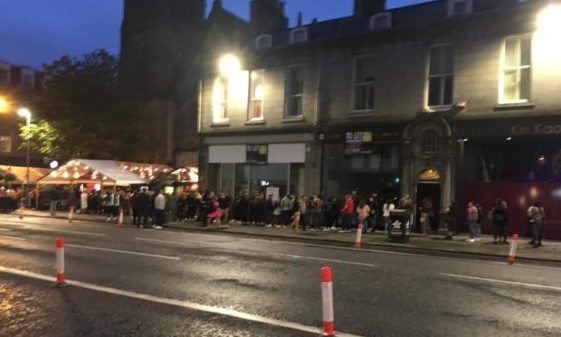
[425,105,453,113]
[211,121,230,127]
[348,110,375,117]
[281,116,305,123]
[494,101,536,111]
[245,119,266,126]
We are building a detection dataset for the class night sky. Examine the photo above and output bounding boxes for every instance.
[0,0,430,69]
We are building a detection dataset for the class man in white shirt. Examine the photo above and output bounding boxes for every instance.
[153,189,166,230]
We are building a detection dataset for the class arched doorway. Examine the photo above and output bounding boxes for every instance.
[417,168,441,233]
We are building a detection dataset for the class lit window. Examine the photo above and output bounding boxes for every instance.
[421,131,440,154]
[369,13,392,31]
[290,27,308,44]
[501,36,532,103]
[353,56,376,111]
[285,67,304,118]
[256,34,272,49]
[447,0,473,17]
[0,136,12,153]
[249,70,265,120]
[212,75,229,123]
[428,45,454,107]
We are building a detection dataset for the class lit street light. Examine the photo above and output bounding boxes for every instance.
[17,107,32,207]
[0,96,9,112]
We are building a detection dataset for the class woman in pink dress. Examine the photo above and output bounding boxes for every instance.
[206,193,222,226]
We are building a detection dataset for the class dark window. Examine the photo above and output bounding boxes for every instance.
[353,56,376,111]
[285,67,304,117]
[421,130,440,154]
[428,45,454,106]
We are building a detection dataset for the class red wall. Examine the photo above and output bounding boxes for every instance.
[463,182,561,240]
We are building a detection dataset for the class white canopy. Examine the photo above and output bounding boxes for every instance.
[37,159,173,186]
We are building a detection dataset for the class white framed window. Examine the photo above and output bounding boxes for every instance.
[369,12,392,31]
[353,56,376,112]
[212,75,229,123]
[249,70,265,120]
[285,66,304,118]
[500,36,532,103]
[21,70,35,90]
[447,0,473,17]
[290,27,308,44]
[0,136,12,153]
[428,45,455,107]
[255,34,272,50]
[0,67,9,84]
[421,131,440,154]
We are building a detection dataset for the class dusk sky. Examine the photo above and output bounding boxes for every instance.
[0,0,430,69]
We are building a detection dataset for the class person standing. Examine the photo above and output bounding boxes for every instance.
[527,201,545,248]
[49,188,58,216]
[279,194,293,226]
[356,200,371,233]
[153,189,165,229]
[218,192,232,224]
[466,201,479,242]
[382,199,395,234]
[135,187,150,228]
[340,194,355,232]
[491,198,509,244]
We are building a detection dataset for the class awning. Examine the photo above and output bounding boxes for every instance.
[0,165,52,184]
[37,159,173,186]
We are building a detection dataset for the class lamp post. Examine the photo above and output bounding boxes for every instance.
[17,107,31,207]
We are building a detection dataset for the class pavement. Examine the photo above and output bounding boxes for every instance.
[16,209,561,264]
[1,213,561,337]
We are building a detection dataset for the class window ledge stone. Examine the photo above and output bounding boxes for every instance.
[211,121,230,127]
[494,102,536,111]
[282,116,305,123]
[245,119,266,126]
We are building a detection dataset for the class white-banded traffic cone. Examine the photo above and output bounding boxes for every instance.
[354,224,363,249]
[68,206,74,223]
[321,266,335,337]
[18,199,24,220]
[508,233,519,265]
[117,207,124,227]
[55,237,66,286]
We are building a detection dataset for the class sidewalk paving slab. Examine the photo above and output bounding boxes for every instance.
[9,210,561,264]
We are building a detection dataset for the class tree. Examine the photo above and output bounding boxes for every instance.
[22,49,140,162]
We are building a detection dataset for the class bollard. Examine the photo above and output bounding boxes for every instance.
[68,206,74,223]
[19,199,24,220]
[354,224,363,249]
[321,266,335,337]
[55,237,66,286]
[118,207,124,227]
[508,233,519,265]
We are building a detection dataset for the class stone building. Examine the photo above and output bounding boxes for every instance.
[198,0,561,236]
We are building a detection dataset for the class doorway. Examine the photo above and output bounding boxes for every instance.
[416,182,441,233]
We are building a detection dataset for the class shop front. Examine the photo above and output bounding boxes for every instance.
[456,115,561,239]
[202,133,316,197]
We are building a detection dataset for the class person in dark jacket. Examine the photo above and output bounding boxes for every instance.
[491,198,509,244]
[134,187,150,228]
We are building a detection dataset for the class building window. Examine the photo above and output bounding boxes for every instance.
[212,75,229,123]
[256,34,272,49]
[0,136,12,153]
[353,56,376,112]
[0,68,9,84]
[428,45,454,107]
[501,36,532,103]
[285,67,304,118]
[369,13,392,31]
[421,130,440,154]
[447,0,473,17]
[290,27,308,44]
[22,72,34,90]
[249,70,265,120]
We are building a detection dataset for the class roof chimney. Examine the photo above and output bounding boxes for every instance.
[250,0,288,34]
[354,0,386,17]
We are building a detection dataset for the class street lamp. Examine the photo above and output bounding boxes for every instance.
[0,96,9,113]
[17,107,31,207]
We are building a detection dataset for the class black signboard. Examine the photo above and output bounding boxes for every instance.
[345,131,373,155]
[246,144,268,165]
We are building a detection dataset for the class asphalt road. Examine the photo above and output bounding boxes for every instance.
[1,214,561,337]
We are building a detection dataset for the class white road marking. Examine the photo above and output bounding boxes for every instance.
[0,266,364,337]
[0,221,107,237]
[65,244,180,261]
[136,237,377,268]
[0,228,12,232]
[441,273,561,292]
[0,235,26,241]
